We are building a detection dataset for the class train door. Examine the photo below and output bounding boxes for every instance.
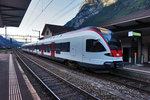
[70,43,76,56]
[82,37,89,63]
[51,43,55,57]
[41,44,44,55]
[82,37,97,64]
[82,37,106,65]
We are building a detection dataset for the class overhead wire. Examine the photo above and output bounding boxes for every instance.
[23,0,40,26]
[51,1,83,23]
[46,0,75,22]
[26,0,55,30]
[24,0,83,36]
[20,0,40,34]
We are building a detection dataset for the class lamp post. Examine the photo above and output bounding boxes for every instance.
[32,29,40,40]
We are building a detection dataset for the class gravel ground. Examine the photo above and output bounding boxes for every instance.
[23,52,150,100]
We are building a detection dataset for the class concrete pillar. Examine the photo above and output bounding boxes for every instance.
[142,45,148,63]
[129,48,131,63]
[137,37,142,64]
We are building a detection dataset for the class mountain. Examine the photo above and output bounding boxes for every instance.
[0,35,24,49]
[65,0,150,29]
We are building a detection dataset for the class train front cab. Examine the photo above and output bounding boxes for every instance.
[100,29,124,68]
[81,28,124,69]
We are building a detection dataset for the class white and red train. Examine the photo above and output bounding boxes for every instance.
[22,26,123,69]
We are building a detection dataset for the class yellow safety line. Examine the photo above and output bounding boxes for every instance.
[16,59,41,100]
[9,54,22,100]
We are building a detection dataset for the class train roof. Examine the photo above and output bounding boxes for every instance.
[22,42,36,46]
[22,26,112,46]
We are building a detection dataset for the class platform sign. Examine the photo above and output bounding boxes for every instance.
[128,31,141,37]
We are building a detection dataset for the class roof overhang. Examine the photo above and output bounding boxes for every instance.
[99,9,150,33]
[0,0,31,27]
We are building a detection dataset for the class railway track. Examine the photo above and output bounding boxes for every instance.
[98,72,150,95]
[15,50,99,100]
[16,50,150,99]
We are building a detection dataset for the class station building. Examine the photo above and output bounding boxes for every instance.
[99,9,150,64]
[41,24,74,39]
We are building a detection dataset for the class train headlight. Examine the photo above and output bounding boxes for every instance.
[116,53,119,56]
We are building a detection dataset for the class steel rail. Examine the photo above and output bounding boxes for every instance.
[15,52,61,100]
[15,50,100,100]
[18,50,133,99]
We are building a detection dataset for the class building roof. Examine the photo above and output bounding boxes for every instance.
[0,0,31,27]
[99,9,150,32]
[41,24,75,35]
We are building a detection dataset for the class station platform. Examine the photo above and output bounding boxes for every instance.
[123,64,150,75]
[0,54,40,100]
[113,63,150,81]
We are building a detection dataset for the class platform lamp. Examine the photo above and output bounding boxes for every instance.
[32,29,40,40]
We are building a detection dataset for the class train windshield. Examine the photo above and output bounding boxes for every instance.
[107,37,122,50]
[98,28,122,50]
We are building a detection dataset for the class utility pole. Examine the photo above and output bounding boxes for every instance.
[32,29,40,40]
[5,26,7,39]
[30,35,32,42]
[25,38,27,43]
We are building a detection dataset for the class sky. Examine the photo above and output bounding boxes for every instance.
[0,0,84,42]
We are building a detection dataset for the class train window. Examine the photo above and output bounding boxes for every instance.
[44,44,50,52]
[39,45,41,51]
[47,45,50,52]
[32,45,35,50]
[44,45,47,52]
[35,45,37,49]
[36,45,38,50]
[108,37,121,50]
[86,39,106,52]
[29,46,31,50]
[61,42,70,52]
[49,44,51,51]
[56,43,61,54]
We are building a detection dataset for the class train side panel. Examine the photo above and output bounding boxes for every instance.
[22,27,123,69]
[34,35,83,63]
[52,37,83,63]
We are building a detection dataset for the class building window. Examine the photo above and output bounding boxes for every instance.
[86,39,106,52]
[46,30,49,35]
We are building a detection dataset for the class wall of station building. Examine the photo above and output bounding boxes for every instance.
[120,35,150,64]
[142,35,150,63]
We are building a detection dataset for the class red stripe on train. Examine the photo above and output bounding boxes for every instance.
[110,50,122,57]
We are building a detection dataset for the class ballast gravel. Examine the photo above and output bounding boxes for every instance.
[24,53,150,100]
